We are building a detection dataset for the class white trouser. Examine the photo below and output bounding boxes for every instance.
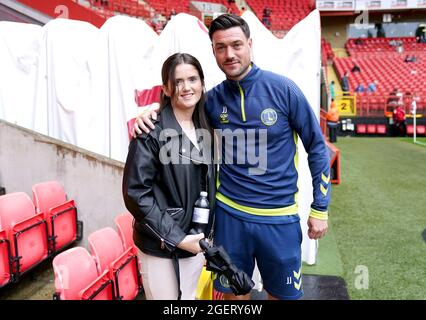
[138,249,205,300]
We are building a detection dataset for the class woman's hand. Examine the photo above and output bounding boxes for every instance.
[177,233,205,254]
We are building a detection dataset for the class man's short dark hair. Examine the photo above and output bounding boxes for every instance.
[208,14,250,40]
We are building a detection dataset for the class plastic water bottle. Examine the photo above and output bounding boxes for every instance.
[190,191,209,235]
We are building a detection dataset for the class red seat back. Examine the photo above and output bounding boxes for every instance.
[0,229,12,287]
[110,247,140,300]
[114,213,135,250]
[0,192,48,274]
[357,123,367,134]
[32,181,67,219]
[367,124,377,134]
[79,269,115,300]
[52,247,100,300]
[32,181,78,251]
[377,124,387,134]
[88,227,124,274]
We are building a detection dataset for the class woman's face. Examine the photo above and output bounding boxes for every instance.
[165,63,203,111]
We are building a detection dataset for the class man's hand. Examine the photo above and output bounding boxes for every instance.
[132,105,160,137]
[307,217,328,240]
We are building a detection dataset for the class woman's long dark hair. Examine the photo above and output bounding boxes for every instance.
[160,53,210,133]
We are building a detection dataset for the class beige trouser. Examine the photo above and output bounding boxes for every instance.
[138,249,205,300]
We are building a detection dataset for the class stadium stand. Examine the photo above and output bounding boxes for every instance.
[333,37,426,117]
[246,0,313,31]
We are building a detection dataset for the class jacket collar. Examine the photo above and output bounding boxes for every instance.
[225,63,260,91]
[159,104,183,138]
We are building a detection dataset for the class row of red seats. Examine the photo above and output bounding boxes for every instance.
[52,212,142,300]
[356,124,426,135]
[346,37,426,56]
[89,0,151,18]
[0,181,82,288]
[356,124,387,135]
[407,124,426,135]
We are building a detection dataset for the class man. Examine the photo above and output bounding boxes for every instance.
[341,72,350,94]
[134,14,330,300]
[329,80,335,99]
[326,99,339,143]
[367,80,377,93]
[393,103,407,136]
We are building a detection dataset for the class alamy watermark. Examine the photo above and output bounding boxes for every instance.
[354,265,369,290]
[158,128,268,176]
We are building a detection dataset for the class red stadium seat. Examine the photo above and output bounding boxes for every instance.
[89,227,124,274]
[367,124,377,134]
[0,192,49,277]
[32,181,82,253]
[0,229,12,288]
[52,247,114,300]
[376,124,387,134]
[356,123,367,134]
[417,125,425,135]
[407,125,414,135]
[88,228,141,300]
[114,212,135,250]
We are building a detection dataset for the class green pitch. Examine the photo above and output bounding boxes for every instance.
[303,137,426,299]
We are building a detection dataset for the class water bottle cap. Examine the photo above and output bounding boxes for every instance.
[200,191,208,197]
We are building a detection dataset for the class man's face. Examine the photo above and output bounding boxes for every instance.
[212,26,252,81]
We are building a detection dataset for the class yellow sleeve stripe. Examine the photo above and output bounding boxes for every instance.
[322,173,330,184]
[309,208,328,220]
[320,184,329,196]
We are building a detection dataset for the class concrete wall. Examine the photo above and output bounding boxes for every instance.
[0,119,127,248]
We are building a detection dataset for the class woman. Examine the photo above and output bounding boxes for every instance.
[122,53,215,300]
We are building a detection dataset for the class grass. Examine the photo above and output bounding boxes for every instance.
[305,137,426,299]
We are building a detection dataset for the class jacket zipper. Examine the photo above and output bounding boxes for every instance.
[237,82,246,122]
[144,223,176,250]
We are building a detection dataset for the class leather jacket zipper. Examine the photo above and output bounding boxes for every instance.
[144,223,176,250]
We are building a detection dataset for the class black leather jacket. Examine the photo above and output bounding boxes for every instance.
[122,105,216,259]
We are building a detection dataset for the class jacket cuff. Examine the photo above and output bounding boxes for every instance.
[309,208,328,220]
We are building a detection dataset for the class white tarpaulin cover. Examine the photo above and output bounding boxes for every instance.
[0,10,322,264]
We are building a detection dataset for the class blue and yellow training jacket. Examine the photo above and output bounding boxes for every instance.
[205,64,330,223]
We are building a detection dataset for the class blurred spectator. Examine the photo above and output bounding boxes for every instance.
[355,84,365,93]
[376,23,386,38]
[404,55,417,63]
[329,80,335,99]
[239,6,247,15]
[262,7,271,29]
[341,72,350,94]
[351,64,361,73]
[392,103,406,136]
[367,80,378,93]
[355,38,364,45]
[169,8,177,19]
[415,24,426,43]
[326,99,339,143]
